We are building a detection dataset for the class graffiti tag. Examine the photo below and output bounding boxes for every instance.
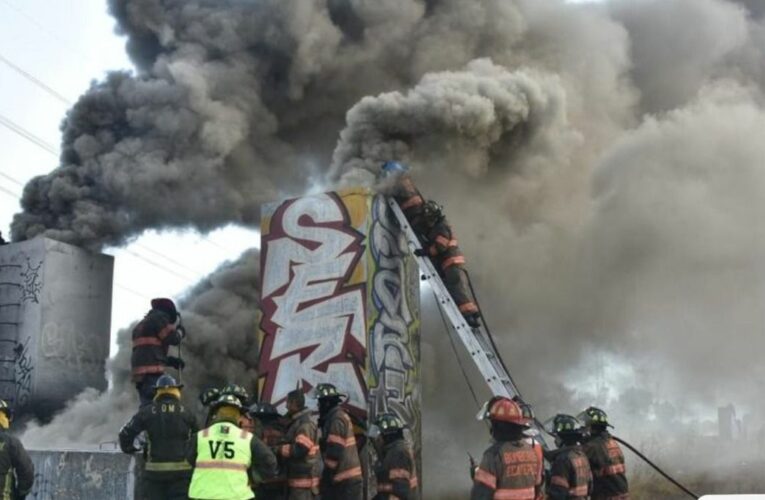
[259,193,368,412]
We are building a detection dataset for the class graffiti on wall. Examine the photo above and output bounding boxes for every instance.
[20,257,43,304]
[259,192,369,413]
[367,195,421,440]
[14,336,34,408]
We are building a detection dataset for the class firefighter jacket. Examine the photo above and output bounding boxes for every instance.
[320,406,362,484]
[187,419,278,500]
[375,438,418,500]
[130,309,182,382]
[471,439,543,500]
[118,394,197,477]
[582,432,629,499]
[254,418,287,491]
[391,175,426,229]
[277,408,320,491]
[546,445,593,500]
[0,428,34,499]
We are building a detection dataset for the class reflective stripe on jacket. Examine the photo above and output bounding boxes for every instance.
[188,422,254,500]
[282,408,320,489]
[130,309,180,381]
[321,406,362,483]
[582,432,629,499]
[547,446,593,500]
[470,440,542,500]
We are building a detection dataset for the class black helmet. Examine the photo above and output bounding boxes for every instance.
[578,406,613,429]
[199,387,221,406]
[211,394,244,413]
[154,374,183,392]
[312,383,344,400]
[249,402,281,418]
[423,200,443,222]
[551,414,582,436]
[368,413,406,438]
[151,298,178,322]
[221,383,249,404]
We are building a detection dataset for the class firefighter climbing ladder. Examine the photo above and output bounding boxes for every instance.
[387,198,549,446]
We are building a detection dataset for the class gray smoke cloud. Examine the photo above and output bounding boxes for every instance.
[11,0,765,494]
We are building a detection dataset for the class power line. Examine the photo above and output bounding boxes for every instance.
[0,113,58,157]
[0,172,23,187]
[0,53,72,105]
[0,185,21,200]
[0,0,96,64]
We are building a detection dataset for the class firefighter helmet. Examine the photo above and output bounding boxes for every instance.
[477,397,527,426]
[512,397,535,425]
[312,383,344,400]
[551,414,582,436]
[0,400,13,419]
[211,394,244,413]
[151,298,178,321]
[368,413,405,438]
[578,406,613,428]
[221,383,249,403]
[423,200,443,222]
[380,161,409,178]
[249,402,280,418]
[199,387,221,407]
[154,374,183,391]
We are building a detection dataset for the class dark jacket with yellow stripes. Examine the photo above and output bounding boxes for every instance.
[130,309,182,382]
[119,394,197,478]
[0,428,34,499]
[320,406,362,485]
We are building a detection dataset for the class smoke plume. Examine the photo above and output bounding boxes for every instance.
[11,0,765,495]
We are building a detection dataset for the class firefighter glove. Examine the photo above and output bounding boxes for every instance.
[413,248,428,257]
[166,356,185,370]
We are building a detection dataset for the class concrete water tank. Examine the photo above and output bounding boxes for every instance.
[0,237,113,418]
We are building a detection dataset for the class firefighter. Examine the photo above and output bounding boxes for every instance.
[222,383,255,432]
[313,383,362,499]
[131,298,186,407]
[419,200,481,327]
[273,389,320,500]
[545,414,592,500]
[0,400,33,499]
[380,161,427,232]
[578,407,629,500]
[370,413,418,500]
[188,394,278,500]
[249,402,288,500]
[470,396,543,500]
[119,374,197,500]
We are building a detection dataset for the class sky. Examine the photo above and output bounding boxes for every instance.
[0,0,260,354]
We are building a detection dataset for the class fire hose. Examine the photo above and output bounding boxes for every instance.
[612,435,699,499]
[466,272,701,498]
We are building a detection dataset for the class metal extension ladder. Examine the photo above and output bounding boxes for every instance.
[387,198,548,446]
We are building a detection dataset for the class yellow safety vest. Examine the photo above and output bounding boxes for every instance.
[188,422,254,500]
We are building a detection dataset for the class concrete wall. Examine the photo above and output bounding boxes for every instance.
[258,189,422,489]
[29,449,136,499]
[0,238,113,417]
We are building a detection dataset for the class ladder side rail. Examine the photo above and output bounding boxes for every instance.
[386,198,515,397]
